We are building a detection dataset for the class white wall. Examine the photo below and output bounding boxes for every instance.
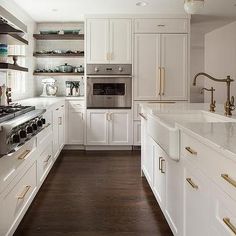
[204,21,236,104]
[0,0,36,101]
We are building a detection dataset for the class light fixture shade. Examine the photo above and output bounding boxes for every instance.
[184,0,204,14]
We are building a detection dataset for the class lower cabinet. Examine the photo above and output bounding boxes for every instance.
[133,121,141,145]
[86,109,132,145]
[0,162,37,236]
[52,102,65,157]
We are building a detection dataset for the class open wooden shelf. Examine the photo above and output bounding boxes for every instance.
[33,34,84,40]
[0,63,28,72]
[33,72,84,76]
[33,52,84,58]
[0,33,28,45]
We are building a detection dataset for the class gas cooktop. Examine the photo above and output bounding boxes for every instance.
[0,105,35,123]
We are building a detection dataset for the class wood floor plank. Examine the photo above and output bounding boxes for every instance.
[14,150,173,236]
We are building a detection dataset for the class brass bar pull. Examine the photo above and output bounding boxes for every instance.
[139,113,147,120]
[223,218,236,235]
[160,159,165,174]
[185,147,197,155]
[18,150,31,160]
[161,67,165,95]
[17,185,31,199]
[186,178,198,189]
[159,157,162,170]
[221,174,236,188]
[44,155,52,163]
[158,67,161,96]
[106,113,109,121]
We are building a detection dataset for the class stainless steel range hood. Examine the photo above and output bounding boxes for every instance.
[0,6,27,33]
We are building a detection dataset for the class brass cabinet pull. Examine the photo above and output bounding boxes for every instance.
[158,67,161,96]
[159,157,162,170]
[106,113,111,121]
[157,24,165,27]
[44,155,52,163]
[160,159,165,174]
[161,67,165,95]
[223,218,236,235]
[18,150,31,160]
[56,108,59,111]
[139,113,147,120]
[186,178,198,189]
[185,147,197,155]
[221,174,236,188]
[17,185,31,199]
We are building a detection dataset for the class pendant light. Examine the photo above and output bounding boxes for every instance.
[184,0,204,14]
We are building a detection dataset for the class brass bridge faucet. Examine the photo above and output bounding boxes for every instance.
[201,87,216,112]
[193,72,235,116]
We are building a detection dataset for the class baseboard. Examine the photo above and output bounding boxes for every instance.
[63,145,85,150]
[85,145,133,151]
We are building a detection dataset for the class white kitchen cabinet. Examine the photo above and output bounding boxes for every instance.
[86,109,132,146]
[153,142,166,207]
[161,34,188,100]
[87,19,109,63]
[86,18,132,64]
[183,162,210,236]
[109,19,132,63]
[67,109,85,145]
[134,33,188,101]
[52,102,65,158]
[134,34,161,100]
[108,110,132,145]
[86,110,108,145]
[133,121,141,145]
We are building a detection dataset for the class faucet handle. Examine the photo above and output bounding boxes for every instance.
[231,96,235,110]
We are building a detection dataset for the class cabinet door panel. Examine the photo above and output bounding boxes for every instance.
[68,109,84,144]
[108,110,132,145]
[87,19,109,63]
[183,163,210,236]
[86,110,108,145]
[134,34,161,100]
[161,34,188,100]
[58,106,65,151]
[52,108,59,156]
[110,19,132,63]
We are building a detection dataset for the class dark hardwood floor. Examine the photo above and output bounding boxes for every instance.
[14,150,173,236]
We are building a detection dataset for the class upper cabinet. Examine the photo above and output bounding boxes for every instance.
[86,19,132,64]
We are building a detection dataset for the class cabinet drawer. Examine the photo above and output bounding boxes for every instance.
[210,184,236,236]
[0,162,37,236]
[68,100,85,110]
[181,132,236,201]
[134,18,188,33]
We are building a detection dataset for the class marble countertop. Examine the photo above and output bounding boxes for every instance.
[17,96,85,109]
[141,102,236,160]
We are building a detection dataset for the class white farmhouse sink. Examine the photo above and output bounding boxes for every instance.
[147,111,236,161]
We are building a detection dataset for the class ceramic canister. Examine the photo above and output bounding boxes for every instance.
[0,44,8,63]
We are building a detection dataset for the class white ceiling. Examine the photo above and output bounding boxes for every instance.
[12,0,236,22]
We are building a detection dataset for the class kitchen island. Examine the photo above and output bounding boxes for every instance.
[140,102,236,236]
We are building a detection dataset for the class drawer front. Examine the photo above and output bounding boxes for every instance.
[134,18,188,33]
[68,100,85,110]
[37,142,53,184]
[0,162,37,236]
[181,132,236,201]
[0,138,36,194]
[37,124,52,147]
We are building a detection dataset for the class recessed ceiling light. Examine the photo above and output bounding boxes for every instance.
[136,1,148,7]
[52,9,58,12]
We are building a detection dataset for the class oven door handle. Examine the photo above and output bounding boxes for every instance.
[87,75,133,78]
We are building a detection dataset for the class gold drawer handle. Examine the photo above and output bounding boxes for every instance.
[221,174,236,188]
[139,113,147,120]
[185,147,197,155]
[17,185,31,199]
[186,178,198,190]
[223,218,236,235]
[44,155,52,163]
[18,150,31,160]
[160,159,165,174]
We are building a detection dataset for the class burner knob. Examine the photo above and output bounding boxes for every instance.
[19,130,27,139]
[12,134,20,144]
[41,118,46,124]
[26,126,33,134]
[118,67,123,72]
[32,123,37,131]
[94,67,99,73]
[37,120,43,127]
